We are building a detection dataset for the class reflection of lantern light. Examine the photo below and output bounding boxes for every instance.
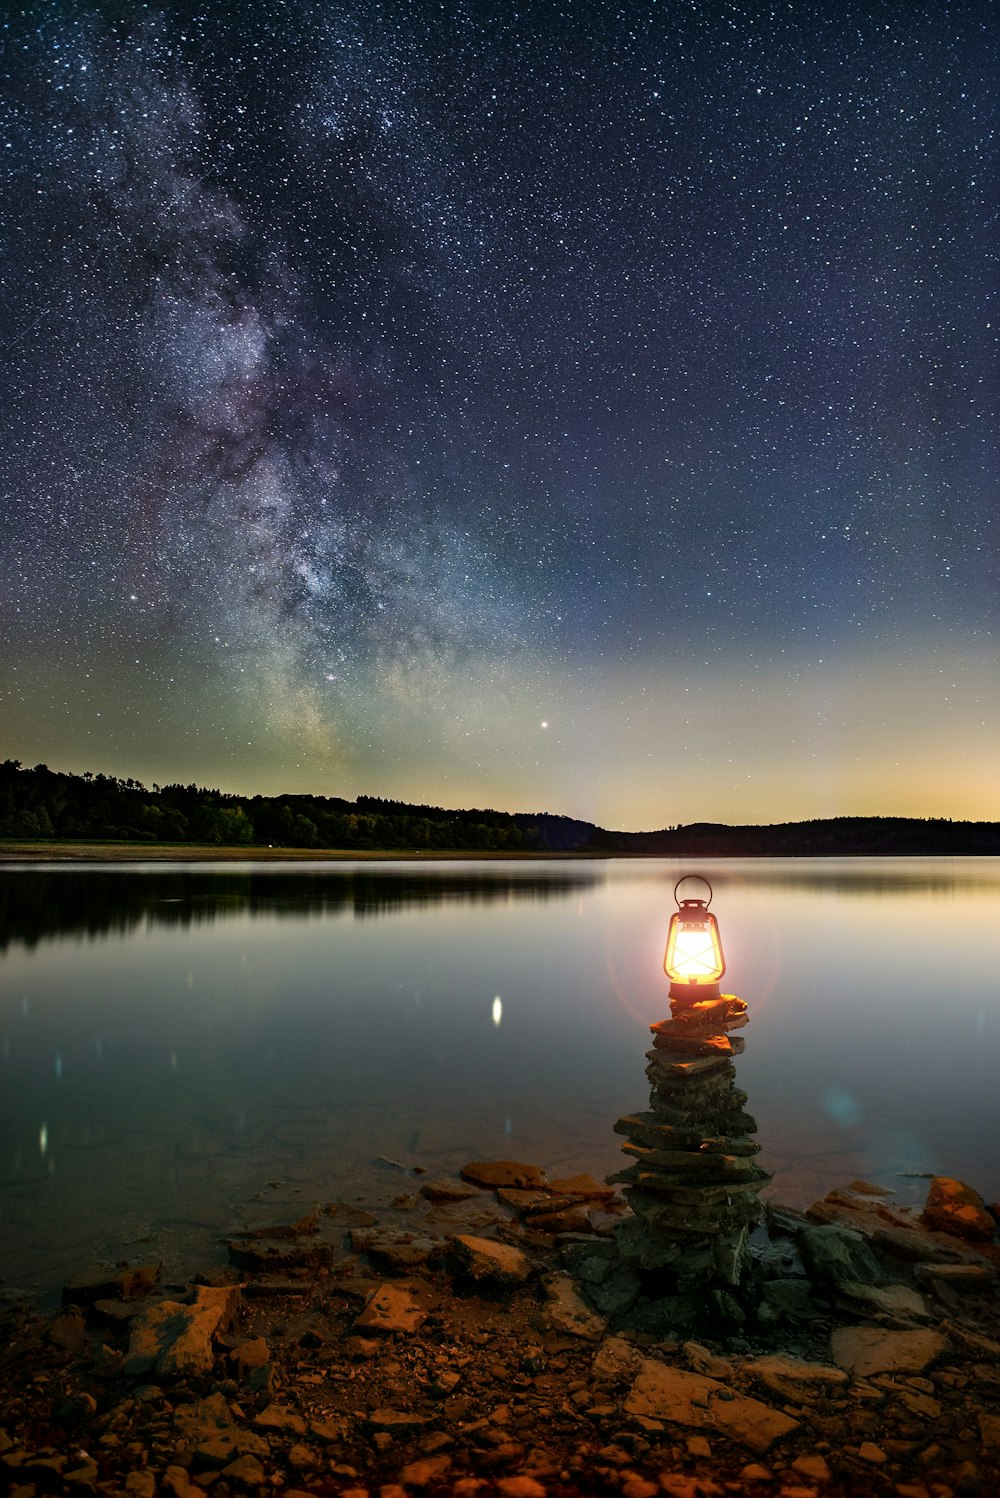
[664,874,725,1004]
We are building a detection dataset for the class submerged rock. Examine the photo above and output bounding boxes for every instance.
[460,1161,550,1190]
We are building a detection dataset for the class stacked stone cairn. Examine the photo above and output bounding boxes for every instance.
[611,992,771,1289]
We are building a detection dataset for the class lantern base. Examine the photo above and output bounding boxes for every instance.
[668,979,721,1007]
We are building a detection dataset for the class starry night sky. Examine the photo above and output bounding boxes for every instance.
[1,1,996,830]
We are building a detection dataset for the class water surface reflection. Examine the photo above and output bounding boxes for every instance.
[0,857,997,1294]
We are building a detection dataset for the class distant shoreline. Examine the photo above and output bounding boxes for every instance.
[1,840,997,864]
[0,841,608,863]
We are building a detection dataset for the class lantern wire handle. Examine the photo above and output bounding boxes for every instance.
[673,874,714,907]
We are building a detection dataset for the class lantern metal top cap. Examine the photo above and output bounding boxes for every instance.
[673,873,714,908]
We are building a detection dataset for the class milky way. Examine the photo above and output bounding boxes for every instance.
[1,3,996,827]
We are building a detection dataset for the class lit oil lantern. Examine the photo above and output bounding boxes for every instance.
[664,874,725,1004]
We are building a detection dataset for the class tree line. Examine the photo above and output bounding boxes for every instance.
[1,758,997,855]
[0,759,597,852]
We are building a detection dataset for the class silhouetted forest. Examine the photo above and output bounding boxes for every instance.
[1,758,998,856]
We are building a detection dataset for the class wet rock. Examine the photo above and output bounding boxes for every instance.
[624,1359,798,1454]
[542,1273,607,1340]
[63,1260,161,1304]
[921,1177,997,1242]
[240,1274,316,1296]
[495,1187,553,1214]
[831,1326,948,1378]
[125,1284,241,1378]
[585,1264,642,1317]
[799,1222,883,1287]
[225,1237,332,1272]
[450,1235,534,1286]
[550,1174,618,1202]
[524,1205,592,1234]
[838,1279,929,1320]
[349,1226,441,1271]
[460,1160,550,1190]
[246,1207,320,1238]
[355,1283,427,1334]
[806,1187,921,1235]
[758,1277,829,1323]
[916,1262,996,1296]
[419,1178,479,1205]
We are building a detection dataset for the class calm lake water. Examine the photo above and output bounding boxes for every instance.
[1,857,998,1294]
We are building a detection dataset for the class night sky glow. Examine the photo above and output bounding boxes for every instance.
[1,2,996,830]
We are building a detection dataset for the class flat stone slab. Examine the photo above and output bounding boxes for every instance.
[549,1174,617,1201]
[542,1274,607,1341]
[744,1353,848,1403]
[367,1408,430,1432]
[460,1160,550,1190]
[349,1227,440,1270]
[830,1326,948,1378]
[418,1178,479,1205]
[839,1280,929,1320]
[355,1283,427,1335]
[451,1235,533,1286]
[226,1239,332,1272]
[253,1404,307,1435]
[64,1261,161,1305]
[624,1360,798,1454]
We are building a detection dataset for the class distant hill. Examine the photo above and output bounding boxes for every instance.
[589,817,1000,857]
[1,758,997,856]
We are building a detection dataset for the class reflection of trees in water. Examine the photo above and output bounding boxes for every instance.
[0,868,601,951]
[708,863,1000,900]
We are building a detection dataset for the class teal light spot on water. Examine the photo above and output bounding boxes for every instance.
[821,1085,864,1127]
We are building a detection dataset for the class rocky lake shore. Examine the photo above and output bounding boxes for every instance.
[1,1162,999,1498]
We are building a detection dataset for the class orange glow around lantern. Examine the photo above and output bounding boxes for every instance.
[664,874,726,1003]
